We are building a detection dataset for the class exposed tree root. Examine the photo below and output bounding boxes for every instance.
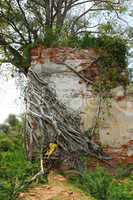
[24,69,111,174]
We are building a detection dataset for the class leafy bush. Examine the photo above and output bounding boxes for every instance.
[69,167,112,200]
[0,132,39,200]
[6,114,19,128]
[107,178,133,200]
[68,167,133,200]
[0,124,9,134]
[0,136,15,152]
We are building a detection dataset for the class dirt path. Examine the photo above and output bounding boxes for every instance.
[18,172,94,200]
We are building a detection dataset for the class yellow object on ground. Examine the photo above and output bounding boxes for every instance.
[45,143,58,158]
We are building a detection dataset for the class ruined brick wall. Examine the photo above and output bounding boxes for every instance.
[30,45,133,162]
[30,46,99,112]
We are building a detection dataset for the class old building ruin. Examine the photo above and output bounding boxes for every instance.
[25,45,133,167]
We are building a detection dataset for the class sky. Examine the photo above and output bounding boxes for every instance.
[0,64,25,123]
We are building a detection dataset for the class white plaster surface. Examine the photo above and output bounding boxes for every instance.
[99,99,133,147]
[49,73,87,111]
[31,61,133,148]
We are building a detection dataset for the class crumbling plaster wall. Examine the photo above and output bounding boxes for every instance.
[30,46,133,156]
[82,93,133,150]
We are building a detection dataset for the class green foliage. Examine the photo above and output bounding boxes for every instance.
[0,122,40,200]
[43,29,59,47]
[58,34,80,48]
[0,124,9,134]
[0,0,129,75]
[78,34,128,93]
[23,33,128,69]
[0,135,15,152]
[6,114,20,128]
[99,23,113,34]
[68,167,133,200]
[69,167,112,200]
[0,150,38,200]
[22,39,44,67]
[79,34,99,48]
[22,33,128,93]
[101,36,127,69]
[80,34,128,69]
[107,178,133,200]
[116,165,133,179]
[23,33,129,95]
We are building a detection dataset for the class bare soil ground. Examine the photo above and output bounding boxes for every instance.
[18,172,94,200]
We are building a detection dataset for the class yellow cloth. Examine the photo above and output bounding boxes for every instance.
[45,143,58,158]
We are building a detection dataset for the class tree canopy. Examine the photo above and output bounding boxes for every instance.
[0,0,129,74]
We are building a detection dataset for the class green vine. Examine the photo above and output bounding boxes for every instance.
[80,34,128,93]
